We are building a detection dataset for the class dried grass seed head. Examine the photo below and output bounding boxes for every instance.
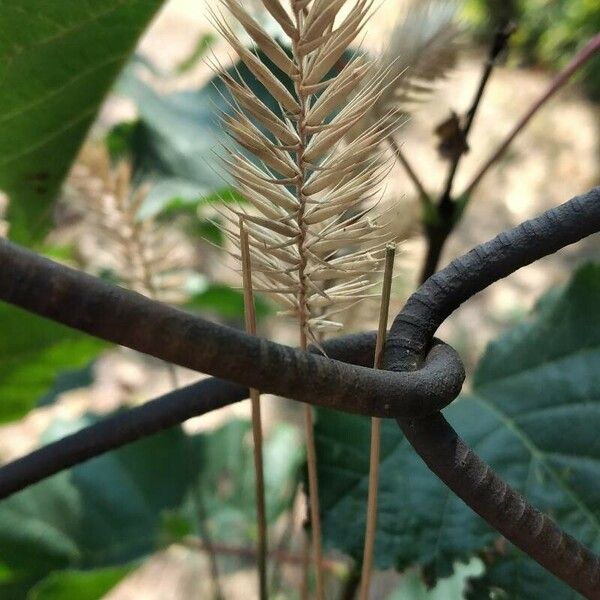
[214,0,397,342]
[69,146,192,303]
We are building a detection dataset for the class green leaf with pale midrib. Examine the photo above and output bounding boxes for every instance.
[317,263,600,599]
[0,0,165,246]
[475,264,600,385]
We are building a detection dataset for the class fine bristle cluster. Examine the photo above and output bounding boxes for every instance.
[374,0,462,121]
[69,150,190,304]
[211,0,395,344]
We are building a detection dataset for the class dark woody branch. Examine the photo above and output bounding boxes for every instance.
[0,240,464,419]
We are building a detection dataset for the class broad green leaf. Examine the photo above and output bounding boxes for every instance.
[0,0,165,246]
[186,283,273,321]
[0,303,107,422]
[142,185,246,222]
[27,566,131,600]
[0,417,193,595]
[116,69,228,193]
[317,264,600,598]
[0,416,301,595]
[390,559,484,599]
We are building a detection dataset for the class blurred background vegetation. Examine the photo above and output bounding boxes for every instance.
[465,0,600,99]
[0,0,598,598]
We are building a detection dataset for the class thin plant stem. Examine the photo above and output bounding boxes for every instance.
[240,218,269,600]
[291,7,325,598]
[439,24,515,206]
[170,366,224,600]
[461,31,600,199]
[419,26,514,284]
[142,247,223,599]
[303,402,324,598]
[186,464,225,600]
[165,365,223,600]
[269,484,300,594]
[359,245,396,600]
[386,135,433,207]
[301,523,310,600]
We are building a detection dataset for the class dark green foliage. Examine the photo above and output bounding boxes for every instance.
[115,67,227,195]
[317,264,600,598]
[0,421,191,595]
[0,303,107,422]
[186,284,273,321]
[0,417,301,597]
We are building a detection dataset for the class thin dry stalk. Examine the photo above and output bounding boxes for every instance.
[359,244,396,600]
[303,402,324,598]
[462,31,600,198]
[301,525,310,600]
[240,218,269,600]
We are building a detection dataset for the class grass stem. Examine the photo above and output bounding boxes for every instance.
[359,244,396,600]
[240,218,269,600]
